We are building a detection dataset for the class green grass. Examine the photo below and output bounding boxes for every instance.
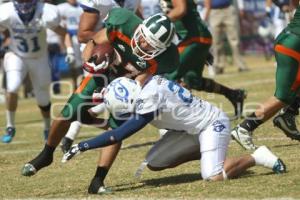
[1,55,300,199]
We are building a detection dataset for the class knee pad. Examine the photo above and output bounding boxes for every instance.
[39,103,51,112]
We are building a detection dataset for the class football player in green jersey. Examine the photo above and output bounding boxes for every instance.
[231,0,300,150]
[21,8,180,181]
[160,0,246,118]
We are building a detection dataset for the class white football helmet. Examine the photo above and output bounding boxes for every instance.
[131,13,175,60]
[104,77,141,117]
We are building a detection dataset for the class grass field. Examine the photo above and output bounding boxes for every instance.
[1,55,300,199]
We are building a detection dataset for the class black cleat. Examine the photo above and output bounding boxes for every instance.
[60,137,74,154]
[88,177,112,194]
[21,145,54,176]
[273,110,300,141]
[229,89,247,119]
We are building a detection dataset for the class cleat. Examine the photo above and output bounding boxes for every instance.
[61,144,81,163]
[2,127,16,143]
[272,159,286,174]
[88,177,112,194]
[21,147,54,176]
[60,137,74,154]
[43,130,49,141]
[231,125,257,150]
[229,89,247,119]
[273,111,300,141]
[21,163,37,176]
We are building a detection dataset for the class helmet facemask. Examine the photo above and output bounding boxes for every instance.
[13,0,38,24]
[131,14,175,60]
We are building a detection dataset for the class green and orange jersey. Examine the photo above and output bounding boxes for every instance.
[286,5,300,36]
[104,8,179,75]
[159,0,211,40]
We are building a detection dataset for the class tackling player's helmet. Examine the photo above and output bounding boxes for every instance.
[104,77,141,117]
[13,0,38,24]
[131,13,175,60]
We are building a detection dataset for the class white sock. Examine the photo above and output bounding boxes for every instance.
[65,121,82,140]
[43,117,51,131]
[6,110,15,128]
[251,146,278,169]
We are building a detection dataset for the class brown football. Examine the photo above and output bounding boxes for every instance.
[91,42,115,65]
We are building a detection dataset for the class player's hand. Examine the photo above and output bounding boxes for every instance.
[82,55,110,74]
[92,87,106,104]
[61,144,81,163]
[65,47,75,65]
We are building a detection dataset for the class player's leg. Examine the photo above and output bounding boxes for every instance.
[88,116,122,194]
[231,31,300,150]
[27,56,52,140]
[200,114,285,181]
[141,130,200,172]
[2,52,26,143]
[22,74,107,176]
[180,42,246,118]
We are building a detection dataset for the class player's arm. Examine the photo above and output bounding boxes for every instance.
[166,0,187,21]
[203,0,211,22]
[52,26,73,51]
[81,28,110,62]
[62,111,156,162]
[78,11,99,43]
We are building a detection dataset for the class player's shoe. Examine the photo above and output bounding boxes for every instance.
[251,146,286,174]
[273,110,300,141]
[60,137,73,154]
[2,127,16,143]
[43,129,49,141]
[231,125,257,150]
[61,144,81,163]
[21,163,37,176]
[21,146,54,176]
[88,177,112,194]
[229,89,247,119]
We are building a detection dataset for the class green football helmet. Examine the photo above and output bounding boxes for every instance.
[131,13,175,60]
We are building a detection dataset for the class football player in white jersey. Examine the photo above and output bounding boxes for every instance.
[62,76,286,184]
[0,0,74,143]
[138,0,162,19]
[58,0,83,89]
[60,0,141,194]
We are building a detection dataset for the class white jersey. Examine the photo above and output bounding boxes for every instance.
[135,76,222,135]
[78,0,118,31]
[139,0,162,19]
[58,2,83,35]
[0,2,60,58]
[123,0,140,12]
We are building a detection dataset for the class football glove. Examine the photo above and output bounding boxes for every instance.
[65,47,75,65]
[82,55,110,74]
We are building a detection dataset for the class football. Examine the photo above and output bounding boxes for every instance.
[91,42,115,65]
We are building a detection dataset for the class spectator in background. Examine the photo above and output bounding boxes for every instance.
[58,0,83,90]
[204,0,249,74]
